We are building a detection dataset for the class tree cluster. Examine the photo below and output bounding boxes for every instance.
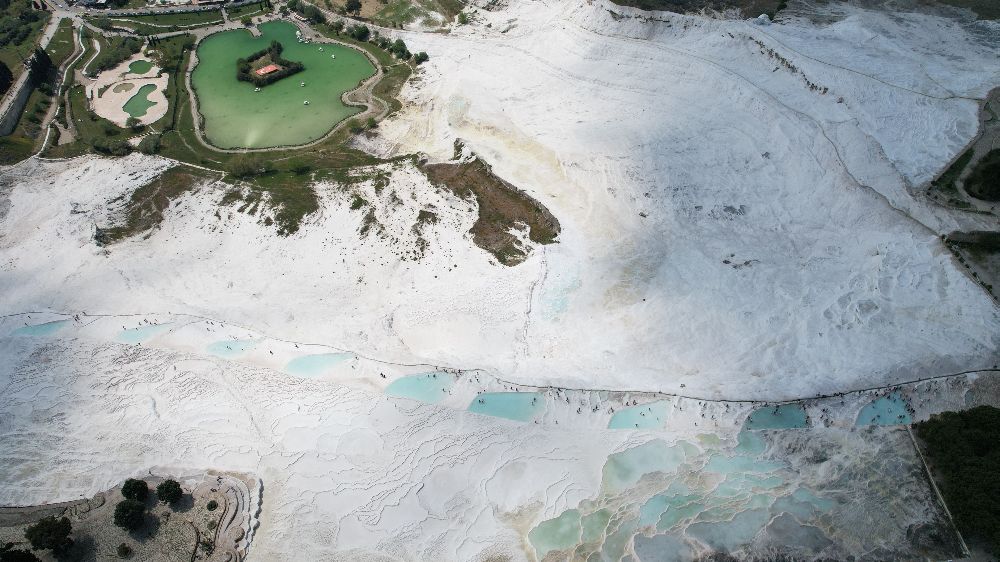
[89,36,143,75]
[24,516,73,555]
[0,4,41,49]
[915,406,1000,555]
[236,40,304,87]
[287,0,326,24]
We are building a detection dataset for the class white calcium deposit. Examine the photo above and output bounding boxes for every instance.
[1,0,998,558]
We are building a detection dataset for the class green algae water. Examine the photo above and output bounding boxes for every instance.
[192,21,375,149]
[123,83,158,118]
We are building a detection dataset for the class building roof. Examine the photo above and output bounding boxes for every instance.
[255,64,282,76]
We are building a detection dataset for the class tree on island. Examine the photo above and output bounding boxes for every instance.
[0,549,40,562]
[344,0,361,14]
[121,478,149,501]
[156,479,183,505]
[114,499,146,531]
[24,516,73,555]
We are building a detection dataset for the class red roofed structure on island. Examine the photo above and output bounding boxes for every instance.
[256,64,282,76]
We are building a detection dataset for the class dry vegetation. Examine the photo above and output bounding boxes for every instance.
[423,157,559,265]
[95,165,217,245]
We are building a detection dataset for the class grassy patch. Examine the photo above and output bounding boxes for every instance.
[0,136,36,165]
[95,165,215,244]
[121,9,224,27]
[965,149,1000,202]
[915,406,1000,556]
[46,19,75,69]
[228,2,270,20]
[423,157,560,265]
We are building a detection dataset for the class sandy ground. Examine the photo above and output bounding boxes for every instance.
[87,51,169,127]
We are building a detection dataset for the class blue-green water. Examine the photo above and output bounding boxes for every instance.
[744,404,808,430]
[206,339,257,358]
[602,440,687,493]
[856,392,911,426]
[385,372,454,403]
[117,323,172,344]
[608,400,669,429]
[13,320,68,336]
[284,353,351,377]
[467,392,543,421]
[527,509,581,559]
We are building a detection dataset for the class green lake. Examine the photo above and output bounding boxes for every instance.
[192,21,375,149]
[123,83,158,118]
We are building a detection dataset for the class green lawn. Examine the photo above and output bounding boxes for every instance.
[46,19,76,68]
[123,9,224,27]
[227,2,270,20]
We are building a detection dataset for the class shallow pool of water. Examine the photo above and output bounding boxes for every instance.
[206,339,257,358]
[528,509,581,559]
[284,352,352,377]
[466,392,543,421]
[602,440,687,493]
[117,322,172,344]
[13,320,69,336]
[744,404,808,430]
[128,59,153,74]
[192,21,375,149]
[608,400,669,429]
[122,83,157,118]
[856,392,911,426]
[384,372,454,403]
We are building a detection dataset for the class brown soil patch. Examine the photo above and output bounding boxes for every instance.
[96,165,215,245]
[423,157,560,266]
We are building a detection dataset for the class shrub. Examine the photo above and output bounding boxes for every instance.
[413,51,428,64]
[156,479,183,504]
[137,133,161,155]
[121,478,149,501]
[94,138,132,156]
[227,154,261,178]
[365,116,376,129]
[24,516,73,554]
[113,499,146,531]
[330,19,344,34]
[348,24,369,41]
[206,499,219,511]
[241,16,252,26]
[116,543,132,558]
[457,12,468,24]
[0,549,40,562]
[348,119,363,134]
[344,0,360,13]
